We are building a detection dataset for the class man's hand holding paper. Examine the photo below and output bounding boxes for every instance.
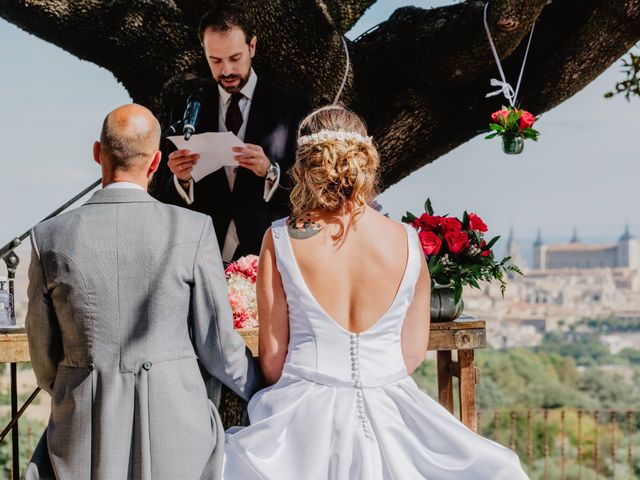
[168,132,246,182]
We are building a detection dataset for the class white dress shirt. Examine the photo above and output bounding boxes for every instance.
[173,69,280,262]
[104,182,145,191]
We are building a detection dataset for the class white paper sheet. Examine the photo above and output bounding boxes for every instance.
[167,132,245,182]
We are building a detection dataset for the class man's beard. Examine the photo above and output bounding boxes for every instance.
[217,71,250,94]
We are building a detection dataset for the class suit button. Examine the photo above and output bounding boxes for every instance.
[142,361,152,371]
[88,363,95,372]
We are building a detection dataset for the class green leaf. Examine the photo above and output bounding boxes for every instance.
[430,264,443,278]
[522,127,540,141]
[485,236,500,250]
[401,212,417,224]
[454,282,463,304]
[484,133,499,140]
[425,198,434,215]
[489,123,505,132]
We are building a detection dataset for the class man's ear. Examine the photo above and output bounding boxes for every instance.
[249,35,257,58]
[93,141,102,165]
[148,150,161,177]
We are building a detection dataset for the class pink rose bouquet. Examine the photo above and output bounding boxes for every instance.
[225,255,259,329]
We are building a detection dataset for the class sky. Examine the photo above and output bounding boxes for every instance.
[0,0,638,257]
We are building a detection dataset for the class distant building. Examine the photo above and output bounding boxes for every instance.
[503,226,525,277]
[532,225,640,270]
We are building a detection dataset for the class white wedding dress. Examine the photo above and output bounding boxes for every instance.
[222,219,528,479]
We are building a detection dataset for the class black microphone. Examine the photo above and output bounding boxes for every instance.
[182,94,203,140]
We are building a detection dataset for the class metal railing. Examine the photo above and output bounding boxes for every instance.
[478,408,639,479]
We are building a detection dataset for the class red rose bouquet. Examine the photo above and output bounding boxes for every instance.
[485,106,540,154]
[402,199,522,303]
[225,255,259,329]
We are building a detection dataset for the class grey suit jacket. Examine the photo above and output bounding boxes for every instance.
[25,188,259,480]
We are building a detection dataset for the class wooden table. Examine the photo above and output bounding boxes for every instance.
[0,331,30,363]
[1,319,486,431]
[429,319,486,432]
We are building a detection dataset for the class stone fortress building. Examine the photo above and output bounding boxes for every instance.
[532,225,640,270]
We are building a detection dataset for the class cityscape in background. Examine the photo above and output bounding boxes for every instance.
[461,223,640,342]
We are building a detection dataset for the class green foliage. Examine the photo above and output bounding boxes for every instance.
[474,348,592,410]
[578,369,640,409]
[605,46,640,101]
[0,415,46,474]
[536,331,618,367]
[412,346,640,412]
[581,316,640,333]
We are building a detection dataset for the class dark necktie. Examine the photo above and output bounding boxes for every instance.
[225,92,244,135]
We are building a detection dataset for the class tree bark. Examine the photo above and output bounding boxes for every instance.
[1,0,639,188]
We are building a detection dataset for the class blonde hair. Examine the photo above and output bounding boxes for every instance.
[290,105,379,218]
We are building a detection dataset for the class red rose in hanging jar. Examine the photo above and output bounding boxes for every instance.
[519,111,536,130]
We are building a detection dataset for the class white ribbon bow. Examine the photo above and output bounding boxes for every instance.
[486,78,516,103]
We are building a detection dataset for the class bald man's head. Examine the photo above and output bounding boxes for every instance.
[99,104,161,172]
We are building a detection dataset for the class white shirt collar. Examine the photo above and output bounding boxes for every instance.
[218,68,257,105]
[104,182,145,191]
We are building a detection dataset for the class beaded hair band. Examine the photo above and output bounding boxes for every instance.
[297,129,373,147]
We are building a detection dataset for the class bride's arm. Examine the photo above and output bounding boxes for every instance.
[401,253,431,374]
[257,228,290,386]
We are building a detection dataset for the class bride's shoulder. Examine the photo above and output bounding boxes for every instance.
[366,207,411,232]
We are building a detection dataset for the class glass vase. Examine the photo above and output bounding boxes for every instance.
[502,133,524,154]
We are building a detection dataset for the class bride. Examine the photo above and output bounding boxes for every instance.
[223,105,528,479]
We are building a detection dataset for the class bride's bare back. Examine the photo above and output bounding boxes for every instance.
[258,206,431,385]
[289,207,409,334]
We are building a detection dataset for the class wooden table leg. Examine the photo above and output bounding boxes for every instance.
[437,350,454,414]
[458,349,477,432]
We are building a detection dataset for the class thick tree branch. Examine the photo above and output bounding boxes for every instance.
[319,0,376,33]
[521,0,640,111]
[349,0,640,187]
[1,0,639,192]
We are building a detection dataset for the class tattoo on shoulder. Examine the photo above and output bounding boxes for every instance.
[287,215,324,240]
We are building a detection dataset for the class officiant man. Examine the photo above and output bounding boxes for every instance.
[151,4,311,261]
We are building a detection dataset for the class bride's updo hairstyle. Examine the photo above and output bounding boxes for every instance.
[290,105,379,218]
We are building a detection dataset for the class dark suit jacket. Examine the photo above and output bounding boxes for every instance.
[151,78,311,258]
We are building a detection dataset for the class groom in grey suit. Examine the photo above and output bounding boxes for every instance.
[25,104,259,479]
